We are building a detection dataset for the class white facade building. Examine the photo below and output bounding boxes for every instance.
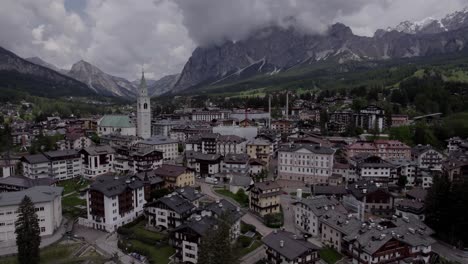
[278,144,335,184]
[79,146,115,179]
[136,71,151,139]
[136,135,179,160]
[80,175,146,232]
[0,186,62,242]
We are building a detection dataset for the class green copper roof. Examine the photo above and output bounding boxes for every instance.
[99,115,134,128]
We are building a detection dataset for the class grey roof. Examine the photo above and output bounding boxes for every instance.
[0,176,56,188]
[217,135,246,143]
[185,151,222,162]
[395,199,424,213]
[135,171,164,185]
[253,181,281,191]
[294,196,347,217]
[223,153,250,164]
[347,181,387,200]
[406,188,427,201]
[278,143,335,155]
[205,199,244,222]
[174,186,204,202]
[230,174,253,187]
[139,135,177,145]
[411,144,437,156]
[154,164,189,178]
[20,153,49,164]
[81,145,115,155]
[150,193,195,215]
[0,186,63,207]
[90,175,144,197]
[174,216,217,236]
[262,231,319,261]
[44,149,79,159]
[313,185,348,196]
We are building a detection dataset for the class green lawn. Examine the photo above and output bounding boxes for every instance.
[131,221,165,242]
[62,192,86,219]
[57,178,90,194]
[319,247,343,264]
[236,240,263,257]
[0,243,106,264]
[127,240,174,264]
[214,189,249,207]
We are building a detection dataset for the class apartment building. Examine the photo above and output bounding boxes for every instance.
[154,164,195,189]
[293,196,347,237]
[136,135,179,160]
[278,144,335,184]
[146,193,196,229]
[249,181,281,217]
[346,140,411,160]
[185,151,222,177]
[80,146,115,179]
[222,153,250,174]
[411,145,445,170]
[246,139,273,164]
[185,133,246,155]
[80,175,146,232]
[191,109,230,121]
[321,211,435,264]
[20,154,50,179]
[342,181,394,221]
[113,146,163,174]
[43,150,82,180]
[354,105,386,132]
[0,186,62,242]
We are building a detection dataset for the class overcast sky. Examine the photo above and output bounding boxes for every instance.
[1,0,466,80]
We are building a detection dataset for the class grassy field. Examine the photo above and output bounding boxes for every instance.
[57,178,90,194]
[236,240,263,257]
[126,240,174,264]
[130,220,165,242]
[319,247,343,264]
[214,189,249,207]
[0,243,106,264]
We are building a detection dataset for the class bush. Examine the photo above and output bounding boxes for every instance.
[264,213,283,228]
[238,236,253,248]
[241,222,256,234]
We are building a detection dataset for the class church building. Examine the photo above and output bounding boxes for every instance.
[137,71,152,139]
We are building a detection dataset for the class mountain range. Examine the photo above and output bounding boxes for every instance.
[1,7,468,98]
[172,7,468,93]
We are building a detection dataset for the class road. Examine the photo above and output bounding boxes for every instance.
[432,241,468,264]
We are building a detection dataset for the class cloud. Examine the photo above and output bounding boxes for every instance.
[0,0,467,80]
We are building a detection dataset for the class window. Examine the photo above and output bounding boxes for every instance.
[144,103,148,109]
[41,227,46,232]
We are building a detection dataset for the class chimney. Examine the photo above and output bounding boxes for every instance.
[114,175,119,180]
[293,235,297,240]
[280,240,284,248]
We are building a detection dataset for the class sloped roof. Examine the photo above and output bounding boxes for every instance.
[262,231,319,260]
[90,175,143,197]
[99,115,134,128]
[0,186,63,207]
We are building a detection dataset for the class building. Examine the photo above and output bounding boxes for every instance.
[113,146,163,174]
[271,120,295,134]
[0,176,56,192]
[247,139,273,164]
[391,114,409,127]
[278,144,335,184]
[186,133,247,155]
[216,135,247,156]
[136,135,178,160]
[411,145,444,170]
[154,164,195,189]
[200,199,243,239]
[354,105,385,132]
[0,186,62,242]
[20,154,50,179]
[249,181,281,217]
[80,175,146,232]
[262,230,320,264]
[174,186,204,207]
[395,199,425,221]
[0,160,16,178]
[191,109,230,121]
[145,193,196,230]
[346,140,411,160]
[80,146,115,179]
[171,216,218,264]
[222,153,250,174]
[342,181,394,221]
[136,71,152,139]
[293,196,346,237]
[97,115,136,136]
[353,155,396,183]
[169,125,212,142]
[185,151,222,177]
[152,120,186,137]
[43,150,82,180]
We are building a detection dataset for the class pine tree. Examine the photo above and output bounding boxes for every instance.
[198,215,238,264]
[15,195,41,264]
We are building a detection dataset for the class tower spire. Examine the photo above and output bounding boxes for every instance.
[139,67,147,96]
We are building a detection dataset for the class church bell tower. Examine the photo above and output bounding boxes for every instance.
[137,70,151,139]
